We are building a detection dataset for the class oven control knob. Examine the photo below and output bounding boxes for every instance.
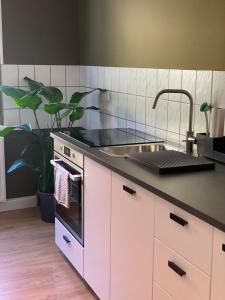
[72,153,76,159]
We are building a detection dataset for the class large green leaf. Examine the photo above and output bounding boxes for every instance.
[0,127,14,137]
[7,159,41,174]
[70,88,106,104]
[24,77,44,91]
[0,123,33,137]
[200,102,212,112]
[0,85,27,98]
[13,95,42,111]
[69,108,84,123]
[44,103,66,114]
[39,87,63,102]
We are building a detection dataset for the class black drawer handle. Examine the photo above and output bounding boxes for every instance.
[222,244,225,252]
[123,185,136,195]
[63,235,71,244]
[168,261,186,277]
[170,213,188,226]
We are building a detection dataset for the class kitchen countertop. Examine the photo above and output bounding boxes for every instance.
[51,131,225,233]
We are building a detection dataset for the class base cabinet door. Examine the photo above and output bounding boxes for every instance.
[153,282,173,300]
[84,158,111,300]
[211,228,225,300]
[154,239,210,300]
[110,172,155,300]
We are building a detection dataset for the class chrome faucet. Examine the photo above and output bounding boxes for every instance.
[152,89,195,154]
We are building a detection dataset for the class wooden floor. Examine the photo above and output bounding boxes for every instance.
[0,207,96,300]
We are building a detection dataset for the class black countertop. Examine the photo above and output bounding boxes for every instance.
[51,131,225,233]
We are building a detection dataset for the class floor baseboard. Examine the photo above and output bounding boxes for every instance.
[0,195,37,212]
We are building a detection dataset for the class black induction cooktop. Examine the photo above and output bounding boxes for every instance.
[60,128,164,148]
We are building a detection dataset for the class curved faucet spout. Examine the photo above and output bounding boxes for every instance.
[152,89,194,154]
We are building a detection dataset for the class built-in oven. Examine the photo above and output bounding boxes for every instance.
[51,145,84,246]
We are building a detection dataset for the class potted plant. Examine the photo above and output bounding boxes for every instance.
[0,77,105,222]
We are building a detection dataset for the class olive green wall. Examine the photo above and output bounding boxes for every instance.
[78,0,225,70]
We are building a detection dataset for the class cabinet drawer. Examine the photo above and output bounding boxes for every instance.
[55,218,84,276]
[153,282,174,300]
[154,238,210,300]
[211,228,225,300]
[155,199,213,275]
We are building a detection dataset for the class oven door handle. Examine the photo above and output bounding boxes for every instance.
[50,159,82,182]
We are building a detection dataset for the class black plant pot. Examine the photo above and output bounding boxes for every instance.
[37,191,55,223]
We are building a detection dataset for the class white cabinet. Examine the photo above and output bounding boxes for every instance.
[211,228,225,300]
[0,137,6,202]
[155,199,213,275]
[154,238,211,300]
[84,158,111,300]
[55,218,84,276]
[110,172,155,300]
[153,282,174,300]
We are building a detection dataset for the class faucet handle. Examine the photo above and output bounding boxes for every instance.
[182,136,196,143]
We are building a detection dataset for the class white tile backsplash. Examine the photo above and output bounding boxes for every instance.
[169,69,182,101]
[1,65,19,86]
[18,65,35,87]
[156,100,168,130]
[167,101,181,133]
[127,68,137,95]
[104,67,112,91]
[182,70,196,103]
[212,71,225,108]
[66,65,79,87]
[35,65,51,85]
[157,69,169,99]
[136,96,146,124]
[196,70,212,105]
[1,64,224,148]
[97,67,105,89]
[119,68,128,93]
[111,67,120,92]
[118,93,127,119]
[127,94,136,121]
[51,65,66,86]
[136,68,147,96]
[147,69,157,98]
[4,109,20,126]
[146,98,156,127]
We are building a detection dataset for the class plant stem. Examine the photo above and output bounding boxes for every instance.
[33,111,40,130]
[205,111,210,137]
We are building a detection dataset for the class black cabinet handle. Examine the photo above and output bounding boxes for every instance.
[168,261,186,277]
[123,185,136,195]
[170,213,188,226]
[222,244,225,252]
[63,235,70,244]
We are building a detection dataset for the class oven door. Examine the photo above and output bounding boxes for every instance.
[52,152,84,246]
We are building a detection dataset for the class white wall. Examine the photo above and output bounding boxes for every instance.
[78,66,225,147]
[1,64,225,147]
[0,65,80,128]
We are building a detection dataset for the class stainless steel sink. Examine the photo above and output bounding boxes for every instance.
[99,143,177,157]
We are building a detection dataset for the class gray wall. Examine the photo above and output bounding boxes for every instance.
[1,0,79,65]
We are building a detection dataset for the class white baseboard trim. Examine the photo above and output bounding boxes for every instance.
[0,195,37,212]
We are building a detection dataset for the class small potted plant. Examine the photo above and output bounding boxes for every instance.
[0,77,105,222]
[196,102,213,157]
